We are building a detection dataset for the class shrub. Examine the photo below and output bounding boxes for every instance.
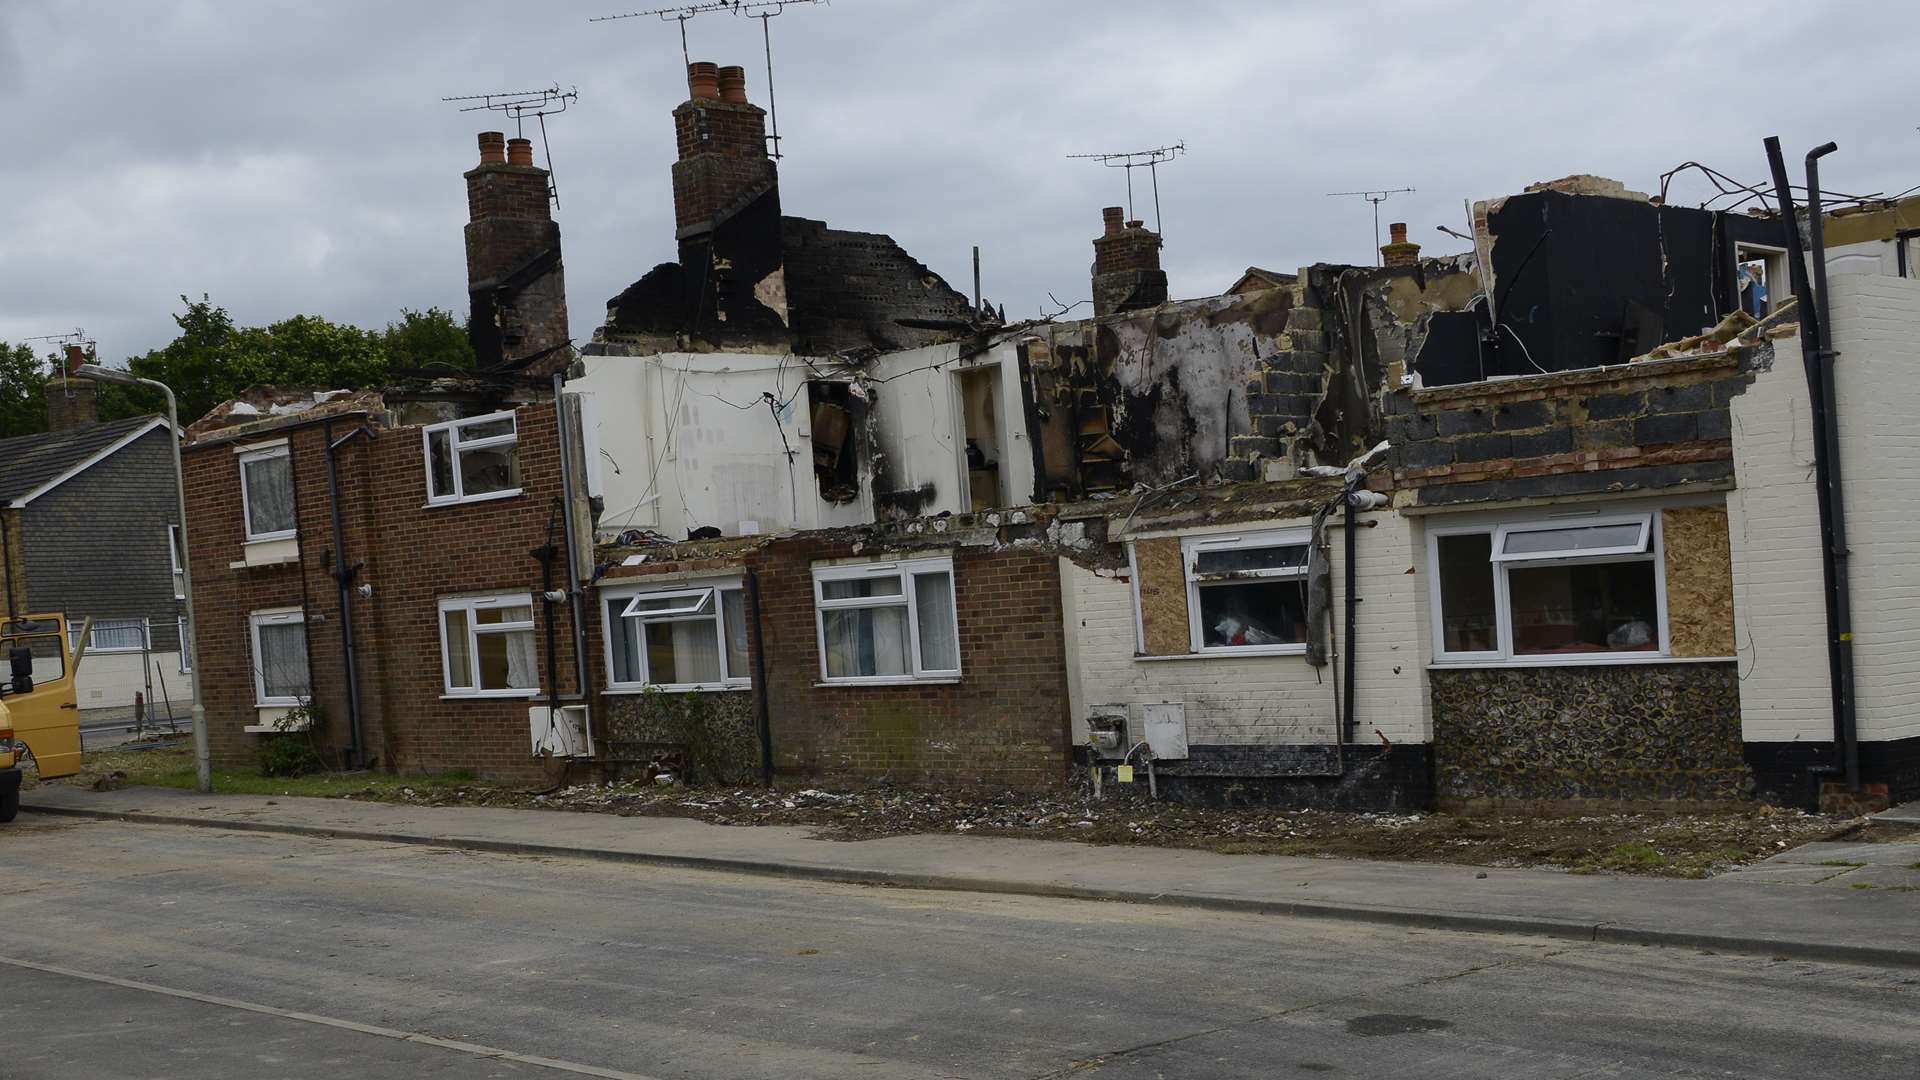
[258,734,324,778]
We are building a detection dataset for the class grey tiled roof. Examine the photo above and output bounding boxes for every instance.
[0,416,167,504]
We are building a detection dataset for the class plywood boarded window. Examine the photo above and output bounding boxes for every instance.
[1661,505,1735,657]
[1132,538,1190,656]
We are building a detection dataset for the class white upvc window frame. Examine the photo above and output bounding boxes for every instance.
[248,608,310,707]
[238,443,296,542]
[603,577,750,693]
[70,617,151,655]
[1428,509,1670,667]
[1181,527,1314,656]
[178,614,193,674]
[168,523,186,599]
[423,410,522,507]
[437,592,540,698]
[813,556,961,685]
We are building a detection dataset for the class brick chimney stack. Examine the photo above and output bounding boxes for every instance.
[464,129,571,375]
[1381,221,1421,268]
[1091,207,1167,316]
[671,60,777,232]
[44,344,98,432]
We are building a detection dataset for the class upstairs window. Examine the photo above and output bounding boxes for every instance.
[814,557,960,683]
[604,579,749,691]
[1183,530,1312,654]
[424,411,522,506]
[439,594,538,696]
[1431,511,1664,663]
[238,444,295,541]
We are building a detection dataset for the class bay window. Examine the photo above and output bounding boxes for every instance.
[814,557,960,683]
[424,411,522,506]
[604,578,750,691]
[1183,529,1311,654]
[439,594,539,696]
[1430,511,1666,664]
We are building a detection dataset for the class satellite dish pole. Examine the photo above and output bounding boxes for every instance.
[1326,187,1416,265]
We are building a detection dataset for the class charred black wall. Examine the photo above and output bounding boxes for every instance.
[780,217,976,354]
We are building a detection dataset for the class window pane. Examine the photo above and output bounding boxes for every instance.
[475,626,538,690]
[626,590,713,618]
[607,598,641,684]
[1502,522,1644,558]
[243,454,295,535]
[1437,533,1497,653]
[5,623,66,683]
[458,416,515,442]
[822,575,903,600]
[443,608,472,689]
[476,604,533,625]
[458,444,520,497]
[721,589,748,679]
[257,621,310,700]
[645,619,722,685]
[1508,561,1659,655]
[1197,581,1307,648]
[913,572,958,671]
[90,619,148,651]
[428,429,455,499]
[1193,544,1309,575]
[823,606,910,678]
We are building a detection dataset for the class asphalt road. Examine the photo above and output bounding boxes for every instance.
[0,816,1913,1079]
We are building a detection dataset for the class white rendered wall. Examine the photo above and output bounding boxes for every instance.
[1828,273,1920,743]
[1061,509,1428,748]
[75,648,189,714]
[865,340,1037,513]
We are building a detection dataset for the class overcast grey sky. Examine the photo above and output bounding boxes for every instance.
[3,0,1912,361]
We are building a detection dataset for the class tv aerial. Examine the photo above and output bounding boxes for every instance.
[590,0,828,160]
[1326,187,1416,265]
[441,84,579,205]
[1067,143,1186,234]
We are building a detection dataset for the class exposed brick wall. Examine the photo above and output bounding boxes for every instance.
[745,536,1071,789]
[1092,212,1168,318]
[671,99,774,230]
[1388,352,1747,504]
[184,401,583,783]
[464,147,571,375]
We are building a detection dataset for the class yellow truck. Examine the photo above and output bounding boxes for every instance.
[0,614,86,822]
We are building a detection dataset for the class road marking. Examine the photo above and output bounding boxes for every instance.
[0,954,666,1080]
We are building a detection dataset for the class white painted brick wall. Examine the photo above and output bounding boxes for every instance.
[1726,335,1834,744]
[1061,511,1429,748]
[1829,274,1920,743]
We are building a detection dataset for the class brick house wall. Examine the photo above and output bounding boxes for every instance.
[184,400,584,782]
[746,536,1071,789]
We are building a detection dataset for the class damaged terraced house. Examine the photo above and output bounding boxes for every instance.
[181,61,1920,814]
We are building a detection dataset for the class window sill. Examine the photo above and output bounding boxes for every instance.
[439,690,542,701]
[1428,654,1735,671]
[232,536,299,569]
[424,488,525,510]
[601,684,752,695]
[1135,647,1308,662]
[814,677,962,688]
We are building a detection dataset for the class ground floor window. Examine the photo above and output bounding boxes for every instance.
[248,609,311,706]
[1429,510,1664,663]
[69,618,151,654]
[1182,529,1312,654]
[813,556,960,683]
[603,578,749,691]
[438,594,538,696]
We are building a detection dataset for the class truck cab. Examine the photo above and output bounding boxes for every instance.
[0,613,86,822]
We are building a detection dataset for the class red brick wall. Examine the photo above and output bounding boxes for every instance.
[744,537,1072,790]
[183,401,583,783]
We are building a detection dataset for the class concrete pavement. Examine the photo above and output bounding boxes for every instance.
[0,815,1914,1079]
[21,784,1920,969]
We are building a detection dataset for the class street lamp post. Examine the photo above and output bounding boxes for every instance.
[74,365,210,793]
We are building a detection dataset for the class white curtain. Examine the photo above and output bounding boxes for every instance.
[825,606,908,678]
[245,455,295,534]
[503,628,538,689]
[258,622,310,699]
[913,573,957,671]
[722,589,748,679]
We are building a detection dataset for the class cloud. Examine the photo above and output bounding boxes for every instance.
[0,0,1912,362]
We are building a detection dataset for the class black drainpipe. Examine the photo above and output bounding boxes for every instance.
[324,419,374,769]
[535,501,563,749]
[746,566,775,786]
[1762,137,1859,795]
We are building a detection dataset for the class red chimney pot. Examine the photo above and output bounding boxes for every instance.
[1101,206,1123,236]
[717,65,748,104]
[477,131,506,165]
[64,344,85,374]
[506,138,534,167]
[687,61,721,100]
[1389,222,1408,244]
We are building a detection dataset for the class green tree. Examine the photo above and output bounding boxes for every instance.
[0,341,52,439]
[381,307,475,373]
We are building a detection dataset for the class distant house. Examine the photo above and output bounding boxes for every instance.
[0,347,186,718]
